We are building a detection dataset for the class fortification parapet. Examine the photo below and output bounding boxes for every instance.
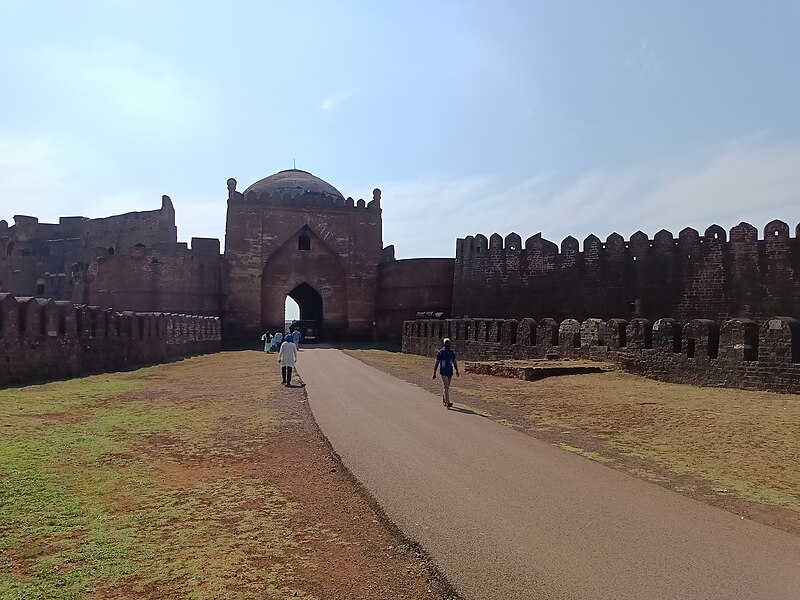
[759,316,799,364]
[682,319,720,359]
[626,318,652,350]
[719,318,758,362]
[516,318,536,347]
[402,311,800,394]
[0,294,221,386]
[558,319,581,356]
[452,219,800,325]
[580,318,604,347]
[536,318,559,352]
[603,318,628,349]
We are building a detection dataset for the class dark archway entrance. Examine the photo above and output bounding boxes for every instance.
[287,282,323,341]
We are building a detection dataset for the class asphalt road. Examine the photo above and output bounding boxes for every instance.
[300,348,800,600]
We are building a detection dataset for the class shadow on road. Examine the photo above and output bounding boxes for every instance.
[447,405,480,416]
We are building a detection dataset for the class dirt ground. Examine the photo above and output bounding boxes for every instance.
[0,351,458,599]
[345,349,800,537]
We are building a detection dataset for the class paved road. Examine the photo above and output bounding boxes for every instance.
[300,348,800,600]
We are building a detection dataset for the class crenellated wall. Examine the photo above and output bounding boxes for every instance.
[452,220,800,324]
[402,314,800,394]
[0,293,222,386]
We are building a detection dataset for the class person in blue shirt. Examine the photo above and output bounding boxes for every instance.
[433,337,460,408]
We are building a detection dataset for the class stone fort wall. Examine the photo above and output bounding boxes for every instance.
[402,315,800,394]
[452,220,800,324]
[0,293,221,386]
[0,196,224,316]
[224,180,383,342]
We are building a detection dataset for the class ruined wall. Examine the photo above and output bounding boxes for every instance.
[0,198,224,317]
[0,293,221,386]
[78,238,225,315]
[225,179,383,341]
[452,221,800,324]
[376,258,455,342]
[402,315,800,394]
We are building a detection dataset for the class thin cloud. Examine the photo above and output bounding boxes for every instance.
[319,90,354,114]
[376,138,800,258]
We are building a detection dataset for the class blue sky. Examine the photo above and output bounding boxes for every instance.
[2,0,799,264]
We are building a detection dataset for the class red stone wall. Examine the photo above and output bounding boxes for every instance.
[452,221,800,324]
[224,184,382,341]
[376,258,454,342]
[402,315,800,394]
[0,293,221,386]
[77,238,224,315]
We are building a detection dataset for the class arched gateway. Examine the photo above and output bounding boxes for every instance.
[224,169,383,342]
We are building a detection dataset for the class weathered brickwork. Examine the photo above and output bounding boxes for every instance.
[0,293,221,386]
[224,173,384,342]
[452,221,800,324]
[376,258,454,343]
[402,315,800,394]
[0,196,224,315]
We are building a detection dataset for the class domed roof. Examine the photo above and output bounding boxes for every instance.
[243,169,344,200]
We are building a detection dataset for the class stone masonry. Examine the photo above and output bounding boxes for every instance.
[403,315,800,394]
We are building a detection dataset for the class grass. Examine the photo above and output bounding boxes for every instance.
[348,349,800,514]
[0,354,316,600]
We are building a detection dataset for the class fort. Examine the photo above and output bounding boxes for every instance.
[1,167,798,390]
[0,293,221,385]
[401,314,800,394]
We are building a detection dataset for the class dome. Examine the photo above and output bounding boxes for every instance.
[243,169,344,200]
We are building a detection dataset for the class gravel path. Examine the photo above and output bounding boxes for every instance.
[301,347,800,600]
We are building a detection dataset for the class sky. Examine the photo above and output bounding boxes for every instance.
[2,0,799,266]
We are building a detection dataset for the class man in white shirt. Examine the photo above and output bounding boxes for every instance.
[278,334,298,386]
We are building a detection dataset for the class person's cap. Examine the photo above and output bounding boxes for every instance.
[443,337,451,343]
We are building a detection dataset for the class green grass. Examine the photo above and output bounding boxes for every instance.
[0,358,316,599]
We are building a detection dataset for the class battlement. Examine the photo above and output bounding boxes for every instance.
[453,219,800,325]
[456,219,798,261]
[402,314,800,394]
[0,293,221,386]
[227,179,382,212]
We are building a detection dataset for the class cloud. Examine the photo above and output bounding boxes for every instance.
[375,138,800,258]
[319,90,353,113]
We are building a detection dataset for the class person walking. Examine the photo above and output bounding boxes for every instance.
[433,337,459,408]
[261,331,272,352]
[278,333,298,386]
[272,330,283,352]
[292,329,301,348]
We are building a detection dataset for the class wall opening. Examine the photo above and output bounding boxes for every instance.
[298,233,311,251]
[286,282,323,341]
[686,339,696,358]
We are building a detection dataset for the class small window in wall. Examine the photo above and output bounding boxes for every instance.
[135,243,146,249]
[298,233,311,251]
[36,278,45,297]
[108,247,115,255]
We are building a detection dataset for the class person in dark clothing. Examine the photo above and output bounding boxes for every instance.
[433,337,460,408]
